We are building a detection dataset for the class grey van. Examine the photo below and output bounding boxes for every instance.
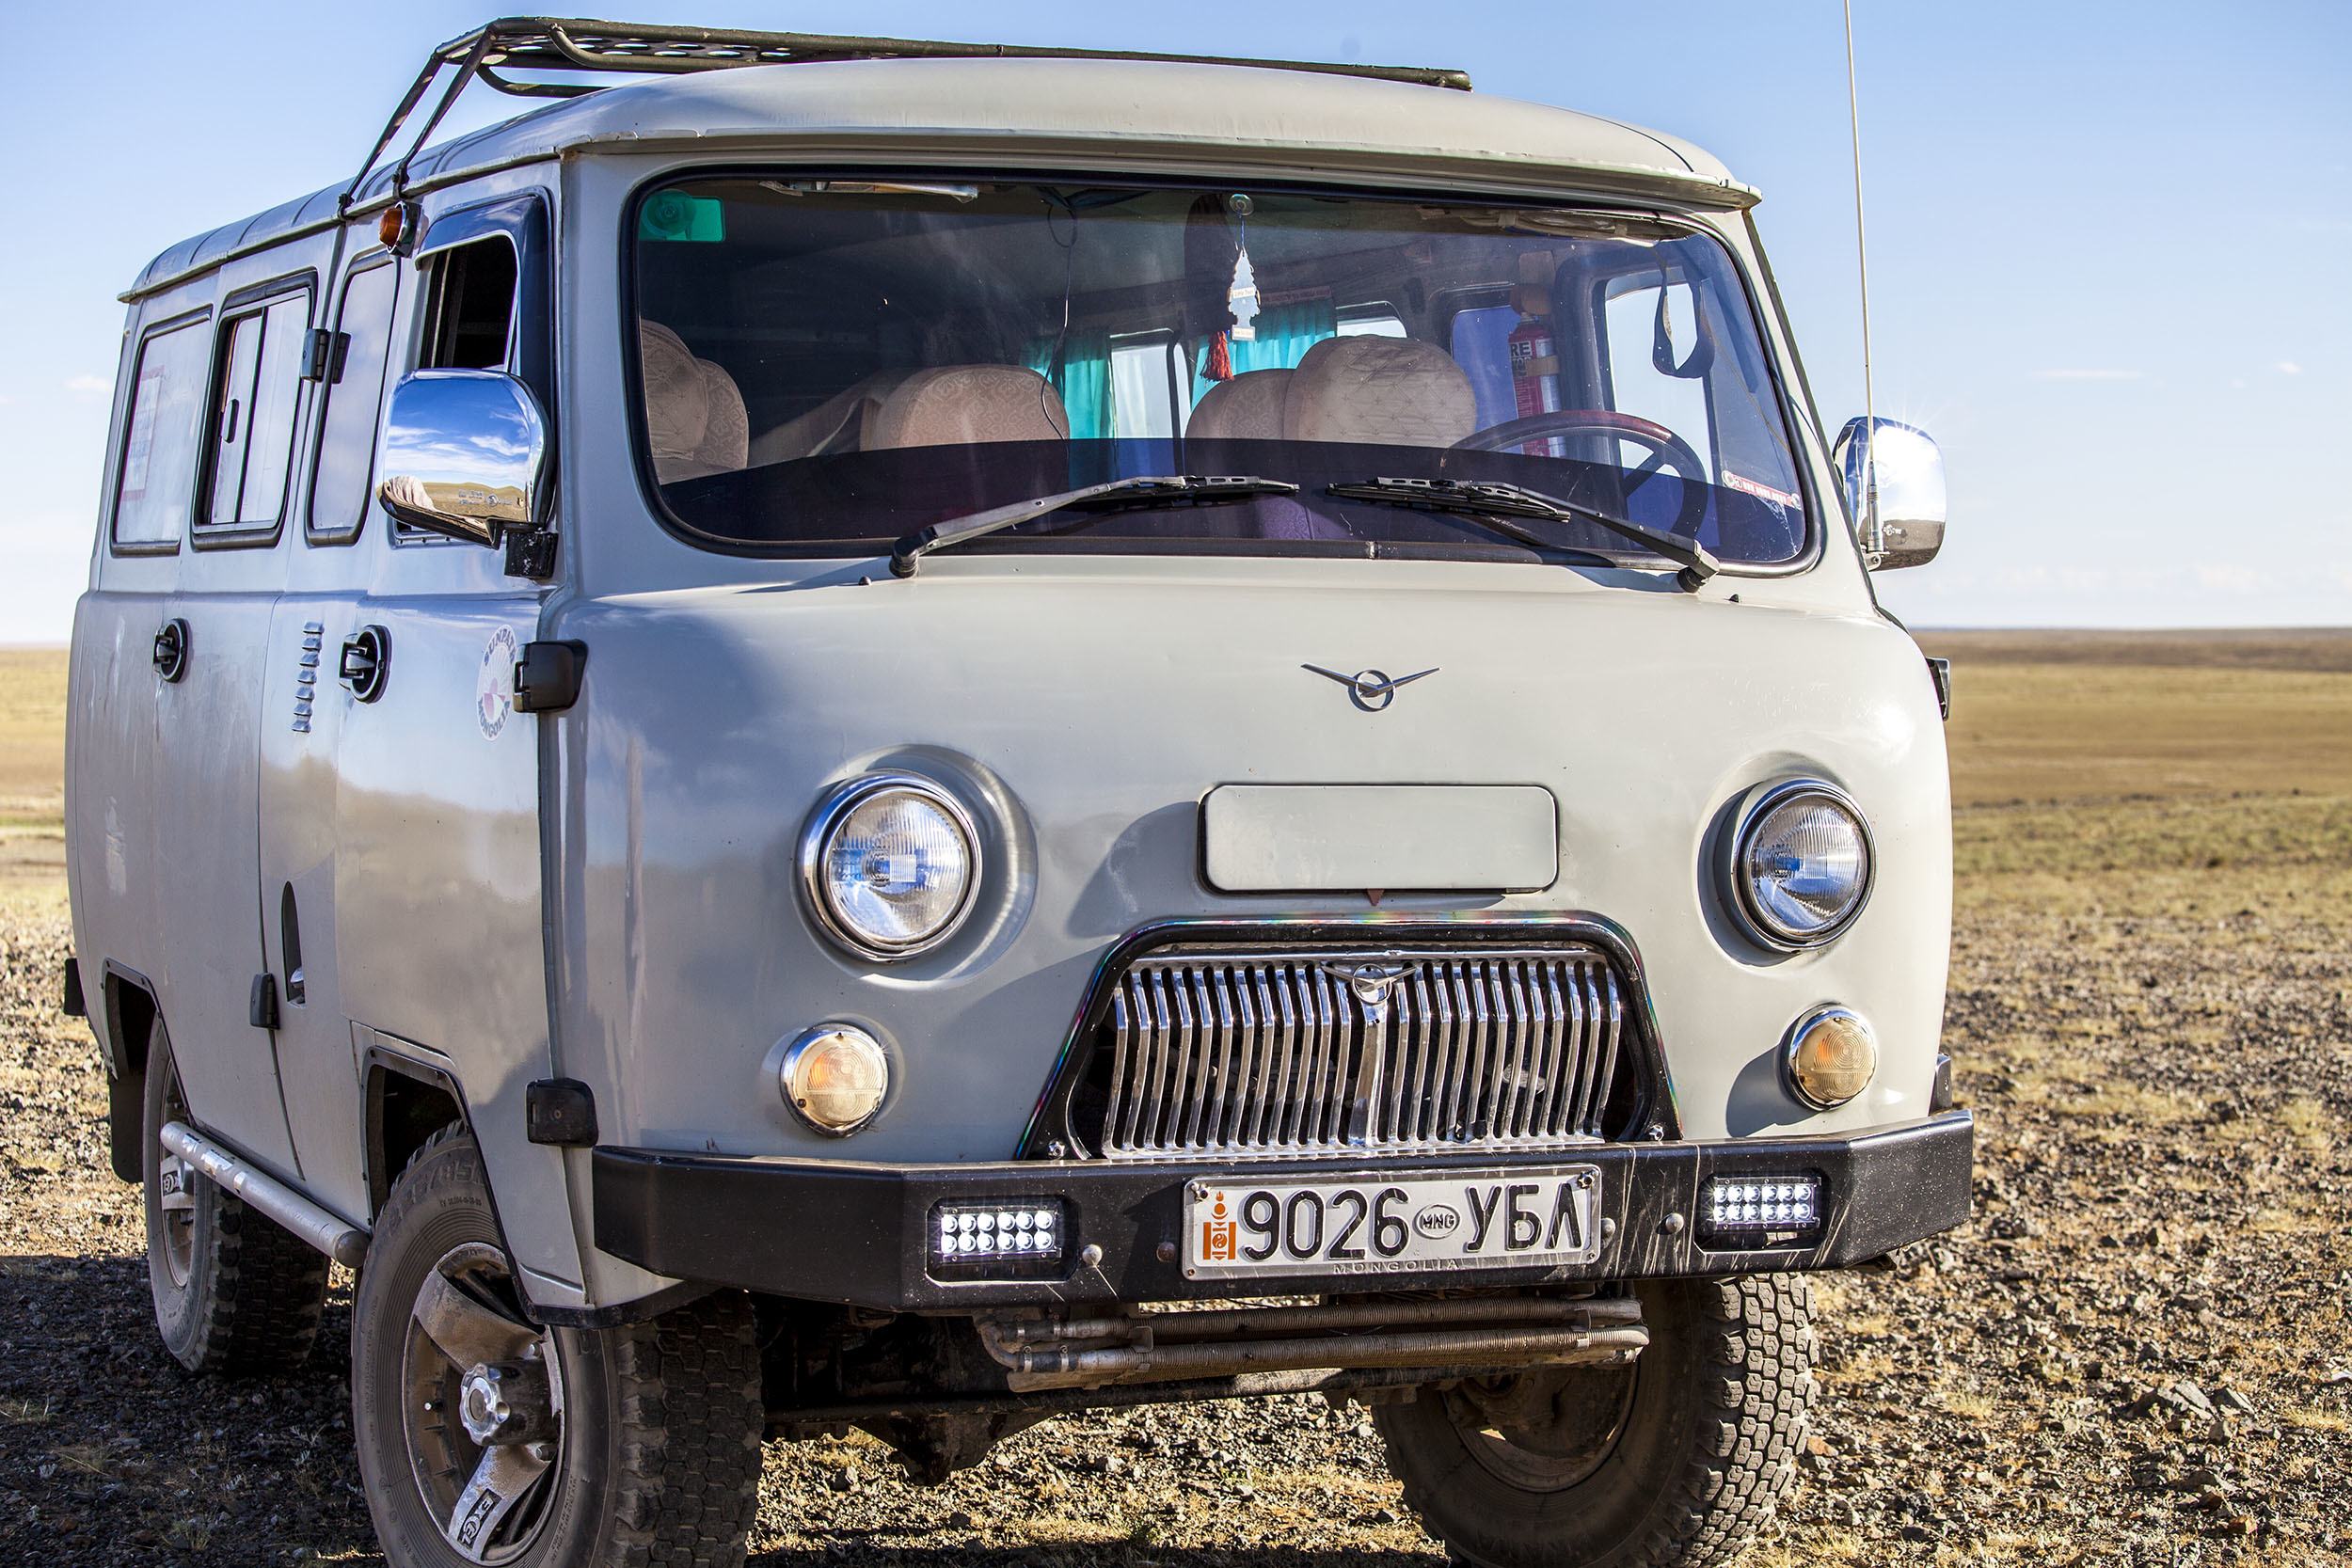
[64,20,1967,1567]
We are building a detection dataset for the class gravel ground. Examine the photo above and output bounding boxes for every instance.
[4,870,2348,1566]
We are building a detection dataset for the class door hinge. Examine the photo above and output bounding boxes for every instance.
[301,326,349,384]
[503,527,558,580]
[526,1079,599,1147]
[248,973,280,1031]
[513,640,586,714]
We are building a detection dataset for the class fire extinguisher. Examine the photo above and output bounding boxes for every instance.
[1508,253,1564,457]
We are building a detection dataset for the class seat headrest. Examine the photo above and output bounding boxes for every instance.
[641,321,748,483]
[1282,336,1477,448]
[1186,368,1292,441]
[748,370,914,467]
[867,365,1070,450]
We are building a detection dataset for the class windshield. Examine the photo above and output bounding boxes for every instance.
[631,179,1810,566]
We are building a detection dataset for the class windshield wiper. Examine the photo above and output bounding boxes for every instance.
[1326,476,1719,591]
[890,474,1299,578]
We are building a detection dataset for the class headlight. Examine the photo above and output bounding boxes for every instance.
[802,773,979,960]
[779,1024,890,1134]
[1730,780,1873,950]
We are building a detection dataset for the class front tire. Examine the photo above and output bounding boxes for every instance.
[1375,1276,1815,1568]
[351,1128,765,1568]
[142,1016,329,1375]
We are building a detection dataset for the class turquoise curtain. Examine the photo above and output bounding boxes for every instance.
[1192,298,1338,402]
[1023,331,1115,440]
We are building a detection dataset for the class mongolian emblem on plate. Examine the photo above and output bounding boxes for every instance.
[476,626,518,739]
[1199,1191,1239,1263]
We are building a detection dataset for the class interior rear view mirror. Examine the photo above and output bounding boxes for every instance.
[1834,416,1946,570]
[377,369,548,546]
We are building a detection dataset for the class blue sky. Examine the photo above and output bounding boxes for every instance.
[2,1,2344,640]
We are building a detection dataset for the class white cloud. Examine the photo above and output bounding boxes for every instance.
[2274,361,2303,375]
[2229,378,2247,389]
[63,373,109,394]
[2031,369,2143,382]
[2195,563,2270,594]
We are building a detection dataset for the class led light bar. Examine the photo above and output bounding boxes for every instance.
[930,1199,1064,1269]
[1699,1175,1824,1243]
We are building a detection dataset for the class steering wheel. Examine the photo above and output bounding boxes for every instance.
[1454,408,1710,536]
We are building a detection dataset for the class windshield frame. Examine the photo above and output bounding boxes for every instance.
[617,164,1826,578]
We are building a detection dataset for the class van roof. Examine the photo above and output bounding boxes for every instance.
[126,55,1756,301]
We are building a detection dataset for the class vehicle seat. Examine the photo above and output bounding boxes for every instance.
[1185,368,1292,441]
[1282,336,1476,447]
[748,370,914,467]
[641,322,749,483]
[866,365,1070,450]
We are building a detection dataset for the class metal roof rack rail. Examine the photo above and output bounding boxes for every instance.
[346,15,1470,213]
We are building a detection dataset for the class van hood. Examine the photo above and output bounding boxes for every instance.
[547,559,1949,1162]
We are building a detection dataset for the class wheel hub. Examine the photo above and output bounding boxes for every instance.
[458,1361,554,1448]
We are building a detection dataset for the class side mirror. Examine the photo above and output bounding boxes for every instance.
[376,370,548,546]
[1833,416,1946,570]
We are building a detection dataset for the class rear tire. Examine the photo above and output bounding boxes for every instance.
[141,1016,329,1375]
[352,1128,765,1568]
[1374,1276,1815,1568]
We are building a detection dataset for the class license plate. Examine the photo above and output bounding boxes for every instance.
[1183,1166,1603,1279]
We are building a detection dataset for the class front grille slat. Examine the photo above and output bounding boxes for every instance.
[1087,943,1634,1161]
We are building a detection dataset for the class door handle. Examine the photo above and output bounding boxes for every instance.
[339,625,390,703]
[152,618,189,682]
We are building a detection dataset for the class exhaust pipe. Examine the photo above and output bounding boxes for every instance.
[159,1121,370,1267]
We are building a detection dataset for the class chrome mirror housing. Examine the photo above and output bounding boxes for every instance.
[1833,416,1946,570]
[376,370,548,546]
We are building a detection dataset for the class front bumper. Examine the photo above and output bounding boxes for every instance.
[592,1111,1971,1311]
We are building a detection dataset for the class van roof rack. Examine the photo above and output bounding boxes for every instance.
[350,15,1470,211]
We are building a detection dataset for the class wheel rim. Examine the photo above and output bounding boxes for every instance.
[400,1242,565,1565]
[155,1072,197,1289]
[1445,1359,1641,1492]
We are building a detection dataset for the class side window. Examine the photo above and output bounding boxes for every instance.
[112,314,213,549]
[1336,304,1406,339]
[200,290,310,533]
[423,238,517,371]
[1602,277,1715,476]
[1109,331,1190,439]
[309,261,400,542]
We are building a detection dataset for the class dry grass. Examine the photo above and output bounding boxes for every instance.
[0,647,66,826]
[1921,629,2352,808]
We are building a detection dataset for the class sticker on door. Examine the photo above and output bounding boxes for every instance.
[476,625,517,738]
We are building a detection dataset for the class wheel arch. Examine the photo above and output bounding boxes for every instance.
[364,1049,472,1220]
[102,963,161,1182]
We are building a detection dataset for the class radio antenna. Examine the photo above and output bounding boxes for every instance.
[1842,0,1880,558]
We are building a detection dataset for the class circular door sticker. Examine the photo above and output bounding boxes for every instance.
[476,626,517,738]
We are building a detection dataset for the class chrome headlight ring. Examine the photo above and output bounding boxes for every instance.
[1727,778,1875,952]
[799,771,982,962]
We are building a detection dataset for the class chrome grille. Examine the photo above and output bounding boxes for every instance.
[1091,946,1625,1161]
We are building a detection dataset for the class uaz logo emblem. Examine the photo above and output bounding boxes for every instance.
[1301,663,1438,712]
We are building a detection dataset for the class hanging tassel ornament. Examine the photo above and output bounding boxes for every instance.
[1206,330,1233,382]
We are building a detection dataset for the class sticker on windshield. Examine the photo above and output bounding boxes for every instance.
[1723,470,1801,510]
[476,626,517,739]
